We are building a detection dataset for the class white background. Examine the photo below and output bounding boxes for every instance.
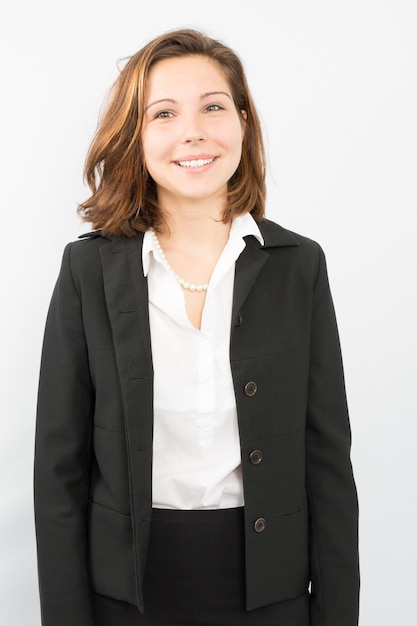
[1,1,416,624]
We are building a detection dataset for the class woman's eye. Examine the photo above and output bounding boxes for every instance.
[155,110,173,119]
[206,104,223,112]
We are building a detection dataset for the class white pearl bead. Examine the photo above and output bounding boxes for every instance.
[150,229,209,292]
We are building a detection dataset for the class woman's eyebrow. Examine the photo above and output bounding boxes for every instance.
[144,98,176,112]
[201,91,232,100]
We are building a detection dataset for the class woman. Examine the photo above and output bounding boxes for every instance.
[34,28,359,626]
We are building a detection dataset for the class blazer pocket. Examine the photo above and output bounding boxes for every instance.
[246,507,309,609]
[271,508,309,588]
[87,501,137,605]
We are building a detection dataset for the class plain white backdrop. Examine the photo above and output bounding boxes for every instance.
[1,1,416,624]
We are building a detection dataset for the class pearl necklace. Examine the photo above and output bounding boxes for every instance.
[151,230,209,292]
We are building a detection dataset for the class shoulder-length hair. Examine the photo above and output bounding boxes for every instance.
[78,28,266,236]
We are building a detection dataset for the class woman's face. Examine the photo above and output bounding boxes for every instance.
[141,55,245,211]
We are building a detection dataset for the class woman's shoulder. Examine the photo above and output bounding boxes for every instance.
[66,229,143,257]
[60,230,109,268]
[58,230,143,280]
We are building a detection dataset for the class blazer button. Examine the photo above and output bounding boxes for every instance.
[234,312,243,327]
[244,381,257,397]
[249,449,263,465]
[254,517,267,533]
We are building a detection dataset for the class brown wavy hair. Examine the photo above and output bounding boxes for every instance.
[77,28,266,236]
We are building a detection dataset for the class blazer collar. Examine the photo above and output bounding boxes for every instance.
[256,218,300,249]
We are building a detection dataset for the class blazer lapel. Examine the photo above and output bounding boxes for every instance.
[232,236,269,322]
[232,218,299,321]
[100,236,152,371]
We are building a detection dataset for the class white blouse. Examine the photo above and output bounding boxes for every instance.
[142,213,264,509]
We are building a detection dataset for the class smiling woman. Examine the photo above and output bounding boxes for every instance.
[76,29,265,237]
[34,28,359,626]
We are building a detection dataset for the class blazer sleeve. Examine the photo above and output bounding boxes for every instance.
[34,243,96,626]
[306,246,360,626]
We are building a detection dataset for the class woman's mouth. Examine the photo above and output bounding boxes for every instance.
[176,157,216,168]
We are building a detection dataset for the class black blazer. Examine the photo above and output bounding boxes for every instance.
[34,218,359,626]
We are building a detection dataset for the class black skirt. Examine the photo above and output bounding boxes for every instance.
[91,507,309,626]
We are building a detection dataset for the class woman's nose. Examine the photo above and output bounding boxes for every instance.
[181,115,207,143]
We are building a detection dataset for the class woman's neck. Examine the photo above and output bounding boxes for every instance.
[157,198,230,251]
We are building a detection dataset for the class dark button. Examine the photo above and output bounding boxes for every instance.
[234,312,243,327]
[254,517,267,533]
[244,381,257,397]
[249,449,263,465]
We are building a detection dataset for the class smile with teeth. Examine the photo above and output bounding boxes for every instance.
[177,157,215,168]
